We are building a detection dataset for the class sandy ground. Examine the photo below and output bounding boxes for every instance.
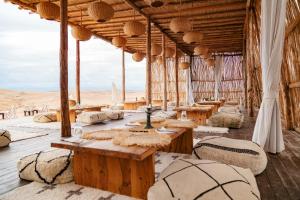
[0,89,144,117]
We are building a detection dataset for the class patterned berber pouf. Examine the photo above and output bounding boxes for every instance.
[153,111,177,119]
[148,159,260,200]
[0,129,11,147]
[76,111,108,125]
[104,110,124,120]
[33,113,57,123]
[193,136,267,175]
[17,149,73,184]
[207,112,244,128]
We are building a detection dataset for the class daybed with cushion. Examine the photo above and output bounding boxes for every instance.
[148,158,260,200]
[76,111,108,125]
[33,113,57,123]
[0,129,11,147]
[193,136,267,175]
[104,110,124,120]
[17,149,73,184]
[207,111,244,128]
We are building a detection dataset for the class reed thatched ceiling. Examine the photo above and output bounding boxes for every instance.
[8,0,247,55]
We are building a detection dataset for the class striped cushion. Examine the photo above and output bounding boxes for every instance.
[33,113,57,123]
[17,149,73,184]
[193,136,267,175]
[104,110,124,120]
[76,111,108,124]
[0,129,11,147]
[208,112,244,128]
[148,159,260,200]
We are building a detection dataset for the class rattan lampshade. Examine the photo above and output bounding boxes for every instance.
[183,31,204,44]
[170,17,192,33]
[123,20,146,37]
[165,47,174,58]
[194,46,209,56]
[71,26,92,41]
[157,56,163,65]
[112,36,127,48]
[87,1,114,22]
[151,43,162,56]
[145,0,165,7]
[206,58,215,66]
[179,62,190,70]
[132,52,145,62]
[36,2,60,20]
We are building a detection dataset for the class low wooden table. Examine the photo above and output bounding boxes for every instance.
[198,101,223,109]
[51,105,105,123]
[124,100,146,110]
[52,139,155,199]
[174,106,213,125]
[196,104,218,113]
[51,127,192,199]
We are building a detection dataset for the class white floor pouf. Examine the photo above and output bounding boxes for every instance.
[148,159,260,200]
[17,149,73,184]
[208,112,244,128]
[104,110,124,120]
[0,129,11,147]
[193,136,267,175]
[33,113,57,123]
[76,111,108,125]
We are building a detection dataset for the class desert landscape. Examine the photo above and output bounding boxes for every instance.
[0,89,144,118]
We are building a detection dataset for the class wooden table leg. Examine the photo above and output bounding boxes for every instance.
[73,151,155,199]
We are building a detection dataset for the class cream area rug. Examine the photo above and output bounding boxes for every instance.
[193,125,229,134]
[1,151,189,200]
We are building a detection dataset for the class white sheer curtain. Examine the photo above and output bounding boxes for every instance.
[252,0,286,153]
[186,57,195,105]
[214,56,223,100]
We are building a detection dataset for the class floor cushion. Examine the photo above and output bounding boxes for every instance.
[218,106,241,114]
[207,112,244,128]
[193,136,267,175]
[153,111,177,119]
[17,149,73,184]
[0,129,11,147]
[104,110,124,120]
[110,104,124,110]
[33,113,57,123]
[76,111,108,124]
[148,158,260,200]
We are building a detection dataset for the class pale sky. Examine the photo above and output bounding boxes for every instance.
[0,1,146,91]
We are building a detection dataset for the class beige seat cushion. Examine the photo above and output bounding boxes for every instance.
[193,136,267,175]
[33,113,57,123]
[153,111,177,119]
[104,110,124,120]
[76,111,108,124]
[148,158,260,200]
[218,106,241,113]
[17,149,73,184]
[110,104,124,110]
[208,112,244,128]
[0,129,11,147]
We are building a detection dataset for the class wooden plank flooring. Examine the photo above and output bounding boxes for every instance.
[0,113,300,199]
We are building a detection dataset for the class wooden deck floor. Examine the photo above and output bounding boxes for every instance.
[0,113,300,199]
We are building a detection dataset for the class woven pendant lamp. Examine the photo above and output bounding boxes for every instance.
[132,52,145,62]
[194,46,209,56]
[170,17,191,34]
[112,36,127,48]
[165,47,175,58]
[71,26,92,41]
[145,0,165,7]
[123,21,145,37]
[179,62,190,70]
[87,1,114,22]
[183,31,203,44]
[206,58,215,67]
[151,43,162,56]
[36,2,60,20]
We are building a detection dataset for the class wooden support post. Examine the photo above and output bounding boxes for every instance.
[175,45,179,107]
[162,34,167,111]
[76,40,80,104]
[122,48,126,102]
[247,9,254,117]
[146,17,152,105]
[60,0,71,137]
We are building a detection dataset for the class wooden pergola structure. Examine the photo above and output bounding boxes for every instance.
[5,0,300,137]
